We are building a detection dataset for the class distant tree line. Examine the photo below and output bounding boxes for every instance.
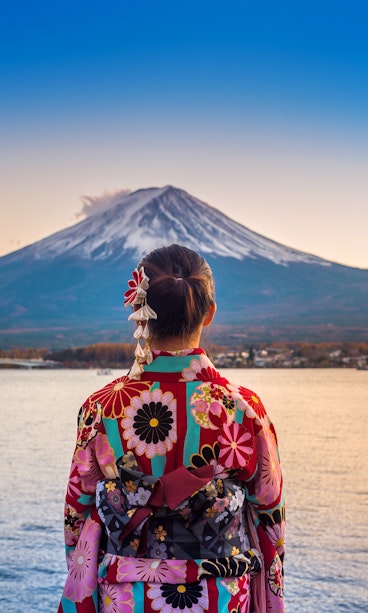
[44,343,134,368]
[1,341,367,369]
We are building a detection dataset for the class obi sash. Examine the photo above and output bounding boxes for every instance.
[96,452,261,576]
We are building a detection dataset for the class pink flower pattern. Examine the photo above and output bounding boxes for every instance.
[66,461,83,500]
[255,429,282,505]
[266,521,286,555]
[95,433,119,478]
[218,422,254,468]
[181,354,221,382]
[190,383,235,430]
[63,517,101,602]
[238,575,251,613]
[99,582,134,613]
[117,557,186,583]
[74,445,104,493]
[73,433,117,494]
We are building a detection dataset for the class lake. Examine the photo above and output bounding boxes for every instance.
[0,368,367,612]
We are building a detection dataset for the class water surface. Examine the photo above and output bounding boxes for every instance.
[0,368,367,612]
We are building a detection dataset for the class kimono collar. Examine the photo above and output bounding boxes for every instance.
[140,347,223,383]
[151,347,205,358]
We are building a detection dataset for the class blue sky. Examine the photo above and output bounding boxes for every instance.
[1,0,368,267]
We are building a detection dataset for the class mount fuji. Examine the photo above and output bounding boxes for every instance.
[1,185,367,347]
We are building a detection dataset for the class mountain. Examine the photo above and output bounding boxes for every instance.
[1,185,367,348]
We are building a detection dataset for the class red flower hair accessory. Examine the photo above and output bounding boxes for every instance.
[124,267,150,307]
[124,266,157,379]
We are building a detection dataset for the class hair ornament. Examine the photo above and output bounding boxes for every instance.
[124,267,150,307]
[128,304,158,321]
[124,266,158,379]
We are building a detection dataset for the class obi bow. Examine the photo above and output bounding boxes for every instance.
[96,462,214,557]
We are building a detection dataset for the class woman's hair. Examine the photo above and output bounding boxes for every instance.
[139,244,215,340]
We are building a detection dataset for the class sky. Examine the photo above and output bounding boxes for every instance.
[1,0,368,268]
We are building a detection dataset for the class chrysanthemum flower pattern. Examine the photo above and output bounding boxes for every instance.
[122,388,177,458]
[147,580,209,613]
[63,517,101,602]
[90,377,151,419]
[99,582,134,613]
[255,430,282,505]
[117,558,186,584]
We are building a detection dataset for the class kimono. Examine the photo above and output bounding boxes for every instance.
[58,348,285,613]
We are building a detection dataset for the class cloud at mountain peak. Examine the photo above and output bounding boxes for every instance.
[77,189,132,219]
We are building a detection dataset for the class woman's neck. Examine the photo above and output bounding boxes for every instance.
[150,329,202,351]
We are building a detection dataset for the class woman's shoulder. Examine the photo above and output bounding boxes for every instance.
[83,373,152,419]
[223,379,268,421]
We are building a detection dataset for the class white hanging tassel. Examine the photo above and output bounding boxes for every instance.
[136,286,148,300]
[134,341,146,359]
[128,307,146,322]
[128,304,157,322]
[143,304,158,320]
[123,266,158,380]
[142,323,150,339]
[144,343,153,365]
[129,358,145,379]
[134,324,144,339]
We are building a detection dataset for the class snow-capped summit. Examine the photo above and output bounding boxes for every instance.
[11,185,329,266]
[2,185,367,348]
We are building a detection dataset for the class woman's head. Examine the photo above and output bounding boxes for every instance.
[139,244,215,341]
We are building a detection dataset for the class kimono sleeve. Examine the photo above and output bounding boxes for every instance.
[239,388,286,611]
[63,398,104,564]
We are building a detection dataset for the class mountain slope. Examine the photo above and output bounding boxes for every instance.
[4,185,329,265]
[0,185,367,348]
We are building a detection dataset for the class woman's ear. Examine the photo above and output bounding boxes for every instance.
[203,302,217,327]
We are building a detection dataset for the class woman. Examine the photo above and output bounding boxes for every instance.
[58,244,285,613]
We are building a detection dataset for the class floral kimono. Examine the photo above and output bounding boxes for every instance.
[58,349,285,613]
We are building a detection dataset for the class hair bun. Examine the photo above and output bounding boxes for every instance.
[140,244,215,340]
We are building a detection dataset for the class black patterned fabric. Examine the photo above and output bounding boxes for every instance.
[96,452,261,576]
